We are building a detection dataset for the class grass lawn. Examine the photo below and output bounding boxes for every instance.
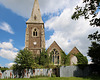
[2,77,100,80]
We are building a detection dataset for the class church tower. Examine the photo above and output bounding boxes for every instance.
[25,0,45,56]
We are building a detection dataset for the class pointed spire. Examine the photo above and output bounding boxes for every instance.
[26,0,43,23]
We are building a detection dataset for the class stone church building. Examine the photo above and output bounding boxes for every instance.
[25,0,82,65]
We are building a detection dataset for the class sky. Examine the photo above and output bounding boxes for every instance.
[0,0,100,67]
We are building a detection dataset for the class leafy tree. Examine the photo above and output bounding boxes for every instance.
[88,31,100,41]
[75,53,88,65]
[14,49,35,78]
[88,31,100,64]
[65,53,88,66]
[66,54,71,66]
[61,51,67,65]
[31,63,41,69]
[0,67,9,72]
[72,0,100,27]
[39,49,49,66]
[35,56,40,65]
[32,56,42,69]
[14,49,34,69]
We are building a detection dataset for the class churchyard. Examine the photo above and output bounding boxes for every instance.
[0,0,100,79]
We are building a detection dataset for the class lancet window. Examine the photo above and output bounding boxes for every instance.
[33,28,38,37]
[52,49,59,65]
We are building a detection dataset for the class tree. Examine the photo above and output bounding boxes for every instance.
[66,54,71,66]
[88,31,100,64]
[72,0,100,27]
[61,51,67,65]
[14,49,34,69]
[0,67,9,72]
[75,53,88,65]
[14,49,35,78]
[39,49,49,67]
[65,53,88,66]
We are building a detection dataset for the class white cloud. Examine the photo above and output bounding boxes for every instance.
[0,49,17,61]
[0,41,13,50]
[0,0,81,18]
[0,39,18,61]
[88,61,93,64]
[87,56,92,64]
[0,39,18,51]
[0,22,14,34]
[6,63,15,68]
[45,2,100,56]
[0,0,33,18]
[0,0,99,63]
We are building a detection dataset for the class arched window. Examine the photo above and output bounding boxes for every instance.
[51,49,59,65]
[33,28,38,36]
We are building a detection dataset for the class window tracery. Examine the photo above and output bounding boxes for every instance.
[32,28,38,37]
[51,49,59,65]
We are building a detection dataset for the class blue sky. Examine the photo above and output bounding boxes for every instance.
[0,4,27,67]
[0,4,54,49]
[0,0,100,67]
[0,1,55,67]
[0,5,25,47]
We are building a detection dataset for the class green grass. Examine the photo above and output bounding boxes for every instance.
[1,77,100,80]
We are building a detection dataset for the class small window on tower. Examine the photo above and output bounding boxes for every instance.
[33,28,38,37]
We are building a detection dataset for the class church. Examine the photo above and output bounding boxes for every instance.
[25,0,82,65]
